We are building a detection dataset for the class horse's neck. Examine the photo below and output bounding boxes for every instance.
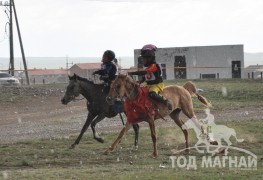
[126,85,139,100]
[79,81,103,102]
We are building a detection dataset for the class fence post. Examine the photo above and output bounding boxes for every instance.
[43,79,45,84]
[217,73,219,79]
[248,73,250,79]
[252,72,254,79]
[200,73,202,79]
[261,72,263,79]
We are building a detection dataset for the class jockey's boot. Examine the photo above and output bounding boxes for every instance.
[148,92,173,110]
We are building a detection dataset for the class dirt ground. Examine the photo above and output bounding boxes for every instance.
[0,85,262,143]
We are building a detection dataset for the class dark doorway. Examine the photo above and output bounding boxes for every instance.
[174,56,186,79]
[161,64,167,80]
[232,61,241,78]
[137,56,144,69]
[137,56,144,81]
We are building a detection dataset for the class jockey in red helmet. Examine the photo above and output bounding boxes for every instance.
[129,44,172,110]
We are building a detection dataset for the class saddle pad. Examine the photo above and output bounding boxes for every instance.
[124,87,156,124]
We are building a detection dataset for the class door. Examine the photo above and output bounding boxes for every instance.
[174,56,186,79]
[232,61,241,78]
[161,64,167,80]
[137,56,144,81]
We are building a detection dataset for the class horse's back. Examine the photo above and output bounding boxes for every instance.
[162,84,189,97]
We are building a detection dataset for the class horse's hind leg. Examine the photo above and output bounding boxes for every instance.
[169,109,189,153]
[132,124,139,149]
[70,112,96,149]
[181,102,205,135]
[91,114,106,143]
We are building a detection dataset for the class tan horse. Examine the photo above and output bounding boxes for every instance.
[105,74,212,157]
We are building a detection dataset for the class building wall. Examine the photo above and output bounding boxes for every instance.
[69,65,86,77]
[29,75,68,84]
[134,45,244,79]
[69,65,100,80]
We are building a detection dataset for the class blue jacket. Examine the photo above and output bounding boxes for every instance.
[94,61,117,85]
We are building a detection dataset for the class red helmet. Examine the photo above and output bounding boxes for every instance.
[140,44,157,57]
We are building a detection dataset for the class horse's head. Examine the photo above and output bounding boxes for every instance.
[61,74,81,105]
[106,74,138,105]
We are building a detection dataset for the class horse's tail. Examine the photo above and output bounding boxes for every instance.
[183,81,212,108]
[231,129,244,143]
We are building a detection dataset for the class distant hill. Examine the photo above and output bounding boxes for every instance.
[0,53,262,70]
[0,56,135,70]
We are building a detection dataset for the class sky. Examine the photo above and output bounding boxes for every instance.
[0,0,262,59]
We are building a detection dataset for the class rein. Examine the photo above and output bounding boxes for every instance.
[125,81,139,100]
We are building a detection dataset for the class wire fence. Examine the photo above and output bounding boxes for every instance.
[0,65,263,86]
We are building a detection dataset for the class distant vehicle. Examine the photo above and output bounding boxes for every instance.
[0,72,20,86]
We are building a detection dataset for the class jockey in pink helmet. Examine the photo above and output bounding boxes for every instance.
[128,44,172,110]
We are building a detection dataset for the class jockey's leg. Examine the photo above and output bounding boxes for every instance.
[148,91,172,110]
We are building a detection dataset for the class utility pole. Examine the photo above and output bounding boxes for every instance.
[9,0,14,76]
[1,0,14,75]
[12,0,30,85]
[66,55,73,75]
[0,0,30,84]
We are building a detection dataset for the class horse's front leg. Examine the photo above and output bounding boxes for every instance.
[148,118,158,158]
[70,112,96,149]
[132,124,139,149]
[104,122,132,154]
[91,114,106,143]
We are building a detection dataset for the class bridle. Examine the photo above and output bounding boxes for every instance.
[111,77,139,101]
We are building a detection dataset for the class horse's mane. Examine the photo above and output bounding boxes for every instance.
[70,74,100,86]
[76,75,94,84]
[116,74,136,84]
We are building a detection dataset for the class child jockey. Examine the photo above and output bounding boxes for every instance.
[128,44,172,110]
[93,50,117,92]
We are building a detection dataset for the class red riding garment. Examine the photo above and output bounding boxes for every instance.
[124,87,157,124]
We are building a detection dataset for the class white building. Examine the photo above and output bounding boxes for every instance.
[134,44,244,79]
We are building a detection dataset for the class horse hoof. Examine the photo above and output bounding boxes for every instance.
[210,141,218,145]
[103,150,110,155]
[69,144,76,149]
[151,152,158,158]
[104,148,113,155]
[95,138,104,143]
[133,145,139,151]
[185,149,190,155]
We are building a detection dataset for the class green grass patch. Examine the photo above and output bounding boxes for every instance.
[165,79,263,110]
[0,120,262,179]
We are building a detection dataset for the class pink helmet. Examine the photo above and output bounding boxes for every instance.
[140,44,157,57]
[141,44,157,51]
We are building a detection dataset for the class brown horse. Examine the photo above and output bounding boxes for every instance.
[105,74,212,157]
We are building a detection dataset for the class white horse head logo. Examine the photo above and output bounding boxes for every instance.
[182,108,244,155]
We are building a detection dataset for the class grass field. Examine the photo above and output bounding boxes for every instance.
[0,79,263,179]
[170,79,263,110]
[0,120,262,179]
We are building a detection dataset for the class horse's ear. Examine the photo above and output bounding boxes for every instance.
[68,75,74,80]
[73,73,77,80]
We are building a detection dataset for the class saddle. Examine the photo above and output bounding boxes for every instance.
[124,87,157,124]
